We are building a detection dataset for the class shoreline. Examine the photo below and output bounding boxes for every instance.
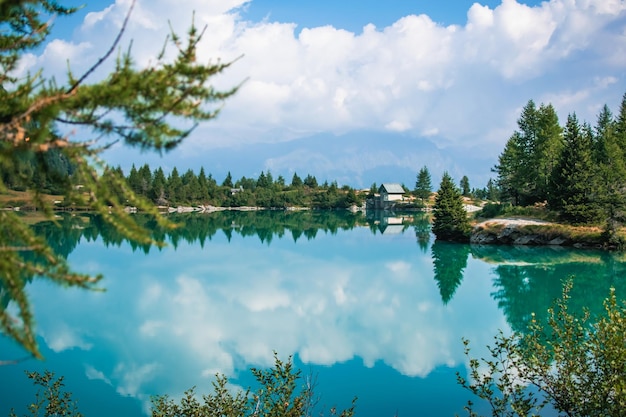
[470,217,610,249]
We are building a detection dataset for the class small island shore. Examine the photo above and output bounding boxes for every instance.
[471,217,609,249]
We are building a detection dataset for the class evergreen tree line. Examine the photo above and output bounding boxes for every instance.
[0,147,75,195]
[493,93,626,229]
[122,164,363,209]
[413,165,499,204]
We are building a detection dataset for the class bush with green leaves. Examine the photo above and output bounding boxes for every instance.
[10,371,82,417]
[458,282,626,417]
[152,354,356,417]
[13,354,356,417]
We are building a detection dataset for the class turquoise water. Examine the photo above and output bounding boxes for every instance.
[1,212,623,416]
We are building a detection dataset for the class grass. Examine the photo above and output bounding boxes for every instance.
[474,219,618,248]
[0,189,63,208]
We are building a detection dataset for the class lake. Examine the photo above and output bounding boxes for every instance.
[1,211,624,416]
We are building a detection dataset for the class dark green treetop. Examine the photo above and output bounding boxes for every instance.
[460,175,471,197]
[549,114,599,223]
[494,100,562,206]
[432,172,471,242]
[414,165,432,202]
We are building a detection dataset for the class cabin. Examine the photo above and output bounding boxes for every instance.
[378,183,406,202]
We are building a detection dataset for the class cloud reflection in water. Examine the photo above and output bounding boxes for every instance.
[25,226,503,411]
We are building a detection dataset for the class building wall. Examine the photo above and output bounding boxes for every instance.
[386,194,404,202]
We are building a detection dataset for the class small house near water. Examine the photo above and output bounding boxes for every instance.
[368,183,407,210]
[379,183,406,202]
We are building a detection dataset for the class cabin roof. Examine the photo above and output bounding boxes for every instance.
[379,183,405,194]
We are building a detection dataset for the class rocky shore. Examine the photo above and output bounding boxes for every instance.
[470,218,604,249]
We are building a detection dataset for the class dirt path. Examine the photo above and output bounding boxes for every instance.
[474,217,554,227]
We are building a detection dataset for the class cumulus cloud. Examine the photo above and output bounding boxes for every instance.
[41,323,93,352]
[16,0,626,180]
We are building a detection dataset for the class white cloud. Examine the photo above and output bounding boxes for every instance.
[82,4,115,29]
[421,127,440,137]
[467,3,494,30]
[21,230,533,409]
[115,362,160,397]
[42,323,93,352]
[13,0,626,182]
[385,120,412,132]
[85,365,112,385]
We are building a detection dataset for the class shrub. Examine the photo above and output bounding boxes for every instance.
[458,282,626,416]
[14,355,356,417]
[152,353,357,417]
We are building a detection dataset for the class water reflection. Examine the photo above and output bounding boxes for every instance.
[432,242,470,304]
[1,212,625,417]
[413,216,432,253]
[26,210,422,253]
[471,245,626,332]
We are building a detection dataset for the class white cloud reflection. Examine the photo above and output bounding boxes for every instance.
[26,229,507,406]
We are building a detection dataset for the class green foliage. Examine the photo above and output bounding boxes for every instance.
[0,0,237,357]
[151,354,356,417]
[493,132,525,206]
[493,94,626,234]
[14,355,356,417]
[115,164,364,209]
[534,104,563,202]
[151,375,249,417]
[10,370,82,417]
[493,100,563,206]
[290,172,303,188]
[460,175,471,197]
[549,115,600,224]
[477,202,507,218]
[432,172,471,242]
[367,182,377,198]
[303,174,318,189]
[414,165,432,202]
[458,282,626,417]
[595,100,626,239]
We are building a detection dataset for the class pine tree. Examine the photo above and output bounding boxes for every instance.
[493,132,525,205]
[414,165,432,202]
[151,167,167,205]
[513,100,539,204]
[181,168,199,202]
[303,174,318,188]
[197,167,209,202]
[549,114,599,223]
[368,183,378,197]
[0,0,237,357]
[291,172,303,188]
[167,167,182,204]
[257,171,270,188]
[615,93,626,155]
[460,175,471,197]
[222,171,234,188]
[534,103,563,202]
[137,164,152,197]
[432,172,471,242]
[594,104,626,241]
[486,178,499,201]
[127,164,141,194]
[494,100,562,205]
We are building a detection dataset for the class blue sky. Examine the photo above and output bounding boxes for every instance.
[26,0,626,188]
[243,0,544,30]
